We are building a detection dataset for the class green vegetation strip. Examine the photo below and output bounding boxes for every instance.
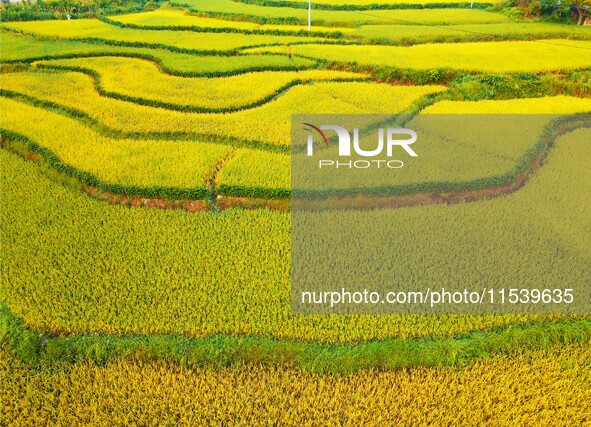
[0,130,211,200]
[171,0,509,27]
[0,90,289,154]
[295,114,591,198]
[3,27,357,57]
[5,95,587,202]
[99,15,347,39]
[4,51,319,79]
[231,0,493,11]
[1,302,588,373]
[1,30,320,78]
[34,63,369,114]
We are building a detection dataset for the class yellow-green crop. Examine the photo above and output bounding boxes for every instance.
[179,0,509,25]
[2,343,589,426]
[111,9,591,45]
[248,39,591,73]
[0,97,231,190]
[2,123,589,342]
[1,31,317,75]
[0,71,445,145]
[3,18,331,52]
[35,56,368,110]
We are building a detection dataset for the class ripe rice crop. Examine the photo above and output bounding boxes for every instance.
[0,98,231,191]
[111,9,591,46]
[112,9,268,31]
[7,102,587,202]
[178,0,509,25]
[351,22,591,44]
[216,149,291,193]
[36,56,368,110]
[261,0,492,4]
[422,96,591,114]
[0,71,445,146]
[248,39,591,73]
[110,9,342,36]
[3,19,331,53]
[3,95,589,209]
[2,0,591,421]
[2,343,589,426]
[2,124,589,342]
[0,150,540,342]
[1,31,317,76]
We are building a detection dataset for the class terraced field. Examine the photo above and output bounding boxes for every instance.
[3,343,590,425]
[1,71,444,149]
[2,125,590,342]
[248,39,591,72]
[176,0,510,25]
[3,18,333,52]
[34,56,369,111]
[111,9,591,44]
[1,1,590,424]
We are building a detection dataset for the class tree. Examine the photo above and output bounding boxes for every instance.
[564,0,591,24]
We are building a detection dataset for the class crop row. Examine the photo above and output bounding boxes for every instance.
[2,19,344,56]
[173,0,509,26]
[0,70,444,146]
[1,126,589,342]
[5,28,591,81]
[247,39,591,73]
[107,9,591,46]
[100,13,346,39]
[233,0,493,10]
[0,98,227,195]
[2,342,589,426]
[35,56,369,112]
[2,88,591,200]
[0,97,290,198]
[1,31,320,77]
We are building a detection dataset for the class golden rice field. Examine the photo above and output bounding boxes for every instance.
[178,0,511,25]
[2,343,590,426]
[0,31,318,75]
[1,0,590,423]
[34,56,369,110]
[112,9,591,44]
[1,124,589,341]
[3,18,331,51]
[248,39,591,73]
[0,71,445,144]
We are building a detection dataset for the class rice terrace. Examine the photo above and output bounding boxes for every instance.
[0,0,590,424]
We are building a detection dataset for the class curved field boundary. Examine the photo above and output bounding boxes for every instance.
[0,90,290,154]
[266,52,591,87]
[101,14,591,47]
[3,27,361,58]
[170,3,497,28]
[3,50,320,79]
[0,129,291,202]
[292,114,591,200]
[7,29,591,84]
[33,63,371,114]
[0,301,588,373]
[1,95,590,208]
[0,130,211,200]
[230,0,493,11]
[99,15,349,40]
[225,114,591,203]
